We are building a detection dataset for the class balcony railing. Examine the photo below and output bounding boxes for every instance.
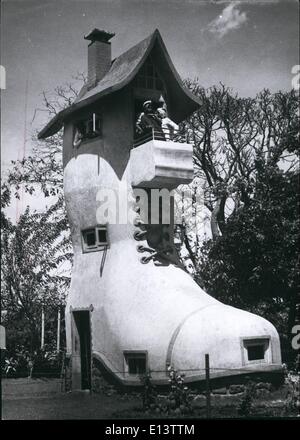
[130,129,194,188]
[133,128,186,148]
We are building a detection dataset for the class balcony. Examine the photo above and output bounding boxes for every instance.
[130,129,194,189]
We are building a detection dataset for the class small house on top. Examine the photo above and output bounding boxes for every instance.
[38,29,200,172]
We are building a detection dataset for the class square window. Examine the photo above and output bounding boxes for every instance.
[247,345,265,361]
[243,338,270,365]
[124,352,147,375]
[74,113,102,146]
[82,225,109,253]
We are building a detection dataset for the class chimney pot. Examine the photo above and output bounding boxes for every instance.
[85,29,115,87]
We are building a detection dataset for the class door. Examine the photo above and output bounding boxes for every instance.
[71,311,91,390]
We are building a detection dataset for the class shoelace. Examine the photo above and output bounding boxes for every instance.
[139,245,174,264]
[133,230,147,241]
[133,214,177,265]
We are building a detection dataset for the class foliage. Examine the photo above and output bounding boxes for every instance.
[7,78,85,199]
[1,200,71,354]
[31,346,63,377]
[178,81,299,256]
[1,345,63,378]
[1,80,81,357]
[197,167,299,360]
[140,366,193,416]
[176,81,299,360]
[237,380,257,417]
[140,372,158,411]
[165,366,193,415]
[283,364,300,415]
[1,80,85,360]
[3,357,18,377]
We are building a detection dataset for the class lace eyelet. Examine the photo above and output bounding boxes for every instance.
[134,230,147,241]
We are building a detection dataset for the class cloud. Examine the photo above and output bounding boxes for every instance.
[208,3,248,37]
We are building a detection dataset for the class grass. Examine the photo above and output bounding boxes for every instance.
[2,379,298,420]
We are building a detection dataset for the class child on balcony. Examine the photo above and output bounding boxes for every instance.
[156,108,179,141]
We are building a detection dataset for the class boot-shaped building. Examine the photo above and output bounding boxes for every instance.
[39,29,282,390]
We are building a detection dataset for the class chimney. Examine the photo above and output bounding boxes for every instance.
[84,29,115,87]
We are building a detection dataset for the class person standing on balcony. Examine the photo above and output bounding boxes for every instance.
[136,100,163,139]
[156,107,179,141]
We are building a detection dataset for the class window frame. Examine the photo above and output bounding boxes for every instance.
[133,57,166,92]
[123,350,148,376]
[81,225,109,253]
[73,112,102,147]
[241,336,271,365]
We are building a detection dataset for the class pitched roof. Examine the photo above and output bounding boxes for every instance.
[38,29,201,139]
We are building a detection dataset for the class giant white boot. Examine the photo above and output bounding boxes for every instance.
[38,28,282,390]
[63,138,282,389]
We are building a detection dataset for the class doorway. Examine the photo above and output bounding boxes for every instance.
[71,310,91,390]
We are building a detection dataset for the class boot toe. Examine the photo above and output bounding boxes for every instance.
[169,304,282,379]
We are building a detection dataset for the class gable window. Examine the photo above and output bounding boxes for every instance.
[124,351,147,375]
[81,225,108,253]
[73,113,102,147]
[242,338,270,365]
[133,59,164,92]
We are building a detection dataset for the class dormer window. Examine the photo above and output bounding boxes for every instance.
[133,59,164,91]
[81,225,108,253]
[73,113,102,148]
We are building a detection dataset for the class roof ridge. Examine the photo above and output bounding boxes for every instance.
[113,29,158,62]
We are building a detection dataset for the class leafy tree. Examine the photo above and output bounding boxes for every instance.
[1,198,72,354]
[176,82,299,359]
[198,167,299,360]
[1,78,84,355]
[180,82,298,239]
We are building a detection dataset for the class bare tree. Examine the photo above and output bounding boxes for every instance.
[8,76,86,199]
[179,81,298,259]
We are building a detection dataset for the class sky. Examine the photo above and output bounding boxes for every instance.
[0,0,299,218]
